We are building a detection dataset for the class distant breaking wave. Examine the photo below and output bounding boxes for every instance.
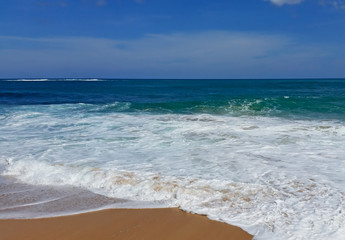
[5,79,50,82]
[3,78,104,82]
[64,78,104,81]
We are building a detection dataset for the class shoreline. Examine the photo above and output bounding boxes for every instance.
[0,208,253,240]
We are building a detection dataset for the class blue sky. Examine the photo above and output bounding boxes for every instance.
[1,0,345,78]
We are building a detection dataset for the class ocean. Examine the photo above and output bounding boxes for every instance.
[0,78,345,239]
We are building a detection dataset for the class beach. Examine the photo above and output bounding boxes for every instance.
[0,208,252,240]
[1,79,345,239]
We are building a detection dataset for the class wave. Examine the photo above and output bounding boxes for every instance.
[2,78,104,82]
[2,79,345,120]
[63,78,104,81]
[96,97,345,120]
[2,98,345,124]
[4,79,49,82]
[1,109,345,239]
[2,159,345,240]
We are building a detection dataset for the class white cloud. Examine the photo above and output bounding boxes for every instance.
[319,0,345,9]
[0,32,344,78]
[268,0,304,6]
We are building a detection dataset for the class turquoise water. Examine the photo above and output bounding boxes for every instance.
[1,79,345,240]
[1,79,345,119]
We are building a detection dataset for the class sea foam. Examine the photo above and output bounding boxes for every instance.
[1,105,345,239]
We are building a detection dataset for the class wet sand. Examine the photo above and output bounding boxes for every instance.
[0,208,253,240]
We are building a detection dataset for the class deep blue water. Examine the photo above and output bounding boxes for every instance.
[1,78,345,120]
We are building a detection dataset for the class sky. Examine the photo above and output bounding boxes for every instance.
[0,0,345,79]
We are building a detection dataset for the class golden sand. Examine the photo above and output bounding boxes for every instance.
[0,208,252,240]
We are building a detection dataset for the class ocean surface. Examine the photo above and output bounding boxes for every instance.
[1,78,345,240]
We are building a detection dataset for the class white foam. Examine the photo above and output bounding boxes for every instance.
[3,78,104,82]
[1,106,345,239]
[0,175,167,220]
[5,79,49,82]
[64,78,104,81]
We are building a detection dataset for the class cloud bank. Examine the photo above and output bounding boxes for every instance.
[268,0,304,6]
[0,31,344,78]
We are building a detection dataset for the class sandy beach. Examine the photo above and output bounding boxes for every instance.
[0,208,253,240]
